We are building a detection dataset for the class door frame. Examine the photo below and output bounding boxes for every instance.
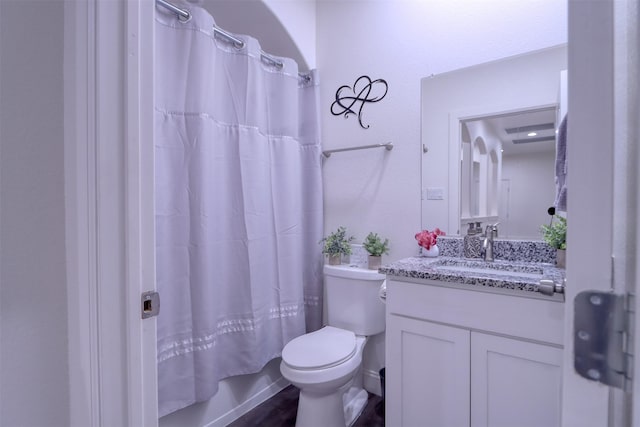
[563,0,638,425]
[64,0,157,425]
[562,0,612,425]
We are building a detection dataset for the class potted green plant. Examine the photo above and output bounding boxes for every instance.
[363,232,390,270]
[321,226,355,265]
[541,215,567,268]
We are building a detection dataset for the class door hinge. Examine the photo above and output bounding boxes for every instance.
[574,291,634,392]
[141,291,160,319]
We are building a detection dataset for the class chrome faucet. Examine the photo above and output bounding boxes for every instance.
[482,222,499,262]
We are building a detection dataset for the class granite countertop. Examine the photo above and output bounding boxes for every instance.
[379,256,564,297]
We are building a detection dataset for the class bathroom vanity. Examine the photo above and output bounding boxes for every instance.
[381,256,565,427]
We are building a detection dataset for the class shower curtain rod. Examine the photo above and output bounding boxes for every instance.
[156,0,190,21]
[155,0,245,48]
[212,29,286,70]
[156,0,314,78]
[322,142,394,158]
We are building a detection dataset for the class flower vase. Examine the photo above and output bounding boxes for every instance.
[368,255,382,270]
[420,245,439,257]
[556,249,566,269]
[328,254,341,265]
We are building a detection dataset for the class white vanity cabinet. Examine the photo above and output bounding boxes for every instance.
[470,332,562,427]
[385,277,564,427]
[387,315,471,427]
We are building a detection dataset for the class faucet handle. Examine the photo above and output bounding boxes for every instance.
[485,222,499,237]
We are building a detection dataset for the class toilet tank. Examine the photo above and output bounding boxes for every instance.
[324,265,386,336]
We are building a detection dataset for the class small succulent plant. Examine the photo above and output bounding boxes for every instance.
[320,226,355,256]
[363,232,390,257]
[541,215,567,250]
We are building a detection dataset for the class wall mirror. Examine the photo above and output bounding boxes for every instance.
[421,45,567,239]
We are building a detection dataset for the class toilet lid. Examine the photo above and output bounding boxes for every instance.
[282,326,356,370]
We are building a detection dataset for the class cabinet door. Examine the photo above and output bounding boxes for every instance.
[386,314,470,427]
[471,332,562,427]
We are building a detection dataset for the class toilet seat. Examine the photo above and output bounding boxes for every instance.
[282,326,356,370]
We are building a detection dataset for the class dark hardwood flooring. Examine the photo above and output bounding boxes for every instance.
[227,385,384,427]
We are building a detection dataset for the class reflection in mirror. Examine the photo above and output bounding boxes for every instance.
[420,45,567,241]
[460,107,557,239]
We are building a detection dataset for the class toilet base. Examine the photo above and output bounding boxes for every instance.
[294,385,368,427]
[343,387,368,427]
[295,387,346,427]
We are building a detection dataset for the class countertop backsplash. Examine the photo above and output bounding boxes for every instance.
[437,236,556,264]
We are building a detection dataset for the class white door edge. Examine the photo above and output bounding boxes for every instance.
[611,1,640,425]
[563,0,637,426]
[562,0,614,425]
[65,0,157,425]
[64,0,100,424]
[125,1,158,426]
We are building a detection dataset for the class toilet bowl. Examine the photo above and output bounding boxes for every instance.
[280,265,386,427]
[281,327,367,427]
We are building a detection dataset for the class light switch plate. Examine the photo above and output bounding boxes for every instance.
[425,187,445,200]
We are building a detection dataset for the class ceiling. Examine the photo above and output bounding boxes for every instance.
[464,107,558,157]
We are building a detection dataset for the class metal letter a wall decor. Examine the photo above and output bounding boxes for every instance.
[330,75,388,129]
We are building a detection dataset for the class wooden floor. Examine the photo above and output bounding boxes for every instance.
[227,385,384,427]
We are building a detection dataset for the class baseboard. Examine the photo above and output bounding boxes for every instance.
[363,368,382,397]
[205,376,291,427]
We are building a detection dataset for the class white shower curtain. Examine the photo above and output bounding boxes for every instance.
[155,5,323,416]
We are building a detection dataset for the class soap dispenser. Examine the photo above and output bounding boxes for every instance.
[466,223,475,236]
[463,222,482,258]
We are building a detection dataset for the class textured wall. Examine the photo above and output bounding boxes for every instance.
[0,1,69,426]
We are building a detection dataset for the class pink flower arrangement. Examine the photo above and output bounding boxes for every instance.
[415,228,446,250]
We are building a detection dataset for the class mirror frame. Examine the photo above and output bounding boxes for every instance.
[421,44,568,237]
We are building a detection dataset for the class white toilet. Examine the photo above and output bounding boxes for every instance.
[280,264,386,427]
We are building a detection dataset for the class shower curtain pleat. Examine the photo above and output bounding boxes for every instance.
[154,6,323,417]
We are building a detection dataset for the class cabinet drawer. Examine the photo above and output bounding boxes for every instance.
[387,278,564,345]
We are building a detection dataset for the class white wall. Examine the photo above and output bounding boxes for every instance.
[318,0,567,261]
[264,0,316,68]
[0,1,69,426]
[318,0,566,396]
[501,151,556,239]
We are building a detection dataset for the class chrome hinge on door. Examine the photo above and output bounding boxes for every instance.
[574,291,634,392]
[141,291,160,319]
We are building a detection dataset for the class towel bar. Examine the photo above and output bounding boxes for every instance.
[322,142,393,158]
